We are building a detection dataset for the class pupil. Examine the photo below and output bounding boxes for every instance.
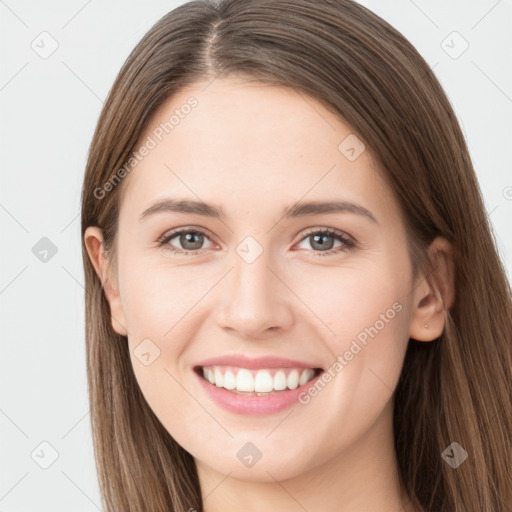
[181,232,203,250]
[312,234,334,250]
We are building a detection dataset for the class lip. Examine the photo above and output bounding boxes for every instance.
[195,354,323,370]
[193,358,324,416]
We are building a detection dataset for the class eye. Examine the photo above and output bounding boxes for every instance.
[157,226,356,257]
[157,227,215,255]
[295,227,355,257]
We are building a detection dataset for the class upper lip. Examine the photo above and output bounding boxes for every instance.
[195,354,323,370]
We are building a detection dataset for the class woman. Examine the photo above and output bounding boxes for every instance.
[80,1,512,511]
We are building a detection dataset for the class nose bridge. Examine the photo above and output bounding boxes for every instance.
[231,238,278,311]
[216,236,294,336]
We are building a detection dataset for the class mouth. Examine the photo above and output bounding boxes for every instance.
[193,365,324,396]
[192,354,326,415]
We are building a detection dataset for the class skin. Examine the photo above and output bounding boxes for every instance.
[85,78,455,512]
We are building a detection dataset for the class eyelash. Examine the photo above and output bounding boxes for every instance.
[157,226,356,257]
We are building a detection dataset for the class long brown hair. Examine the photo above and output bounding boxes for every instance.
[80,1,512,510]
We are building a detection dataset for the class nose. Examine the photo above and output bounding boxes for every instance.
[215,248,295,339]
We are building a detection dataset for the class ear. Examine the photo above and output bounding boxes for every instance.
[409,236,455,342]
[84,226,128,336]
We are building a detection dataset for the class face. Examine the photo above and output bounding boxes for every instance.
[87,78,424,483]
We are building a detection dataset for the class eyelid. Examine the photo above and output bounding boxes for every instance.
[158,225,215,241]
[296,226,355,245]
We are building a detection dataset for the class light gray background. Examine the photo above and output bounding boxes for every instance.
[1,1,511,510]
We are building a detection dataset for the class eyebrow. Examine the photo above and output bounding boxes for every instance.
[139,198,378,224]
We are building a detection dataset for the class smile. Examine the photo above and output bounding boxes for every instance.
[198,366,322,395]
[193,358,325,415]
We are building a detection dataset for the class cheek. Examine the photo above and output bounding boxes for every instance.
[121,266,202,435]
[119,252,211,339]
[290,260,412,410]
[119,258,214,409]
[289,260,409,345]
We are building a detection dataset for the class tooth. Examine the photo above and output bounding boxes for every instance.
[287,369,299,390]
[203,365,317,393]
[254,370,274,392]
[273,370,287,390]
[214,367,224,387]
[236,369,254,392]
[223,370,236,390]
[299,368,315,386]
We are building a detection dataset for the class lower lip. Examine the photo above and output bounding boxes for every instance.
[194,368,324,415]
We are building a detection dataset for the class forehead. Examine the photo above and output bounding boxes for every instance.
[119,78,395,222]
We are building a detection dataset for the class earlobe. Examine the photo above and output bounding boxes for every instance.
[409,236,456,342]
[84,226,128,337]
